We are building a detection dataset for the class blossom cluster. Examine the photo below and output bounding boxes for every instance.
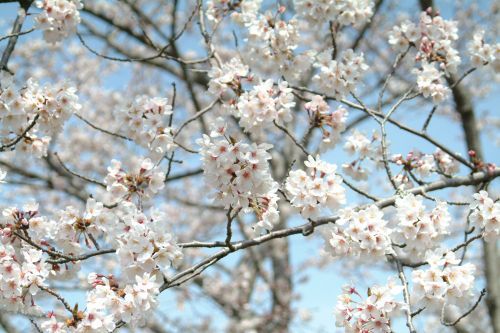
[0,244,49,314]
[393,194,450,259]
[468,30,500,69]
[285,155,346,218]
[313,49,369,99]
[335,278,403,332]
[111,202,183,280]
[305,95,348,151]
[35,0,83,43]
[115,96,176,160]
[414,62,450,104]
[470,191,500,241]
[0,76,81,157]
[342,130,381,180]
[197,119,280,233]
[324,205,393,259]
[208,57,249,96]
[104,158,165,204]
[40,273,159,332]
[412,250,476,308]
[206,0,261,24]
[245,9,300,62]
[434,149,460,175]
[294,0,374,28]
[389,10,460,73]
[2,200,103,264]
[50,199,119,259]
[391,149,460,187]
[0,199,183,322]
[235,79,294,132]
[389,10,461,103]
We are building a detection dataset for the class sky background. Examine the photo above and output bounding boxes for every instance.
[0,0,499,332]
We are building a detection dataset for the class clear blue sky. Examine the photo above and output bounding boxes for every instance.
[0,1,498,332]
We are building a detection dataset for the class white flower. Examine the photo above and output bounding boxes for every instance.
[392,194,450,260]
[295,0,373,28]
[35,0,83,43]
[235,79,294,132]
[81,272,159,329]
[414,62,450,104]
[305,96,348,151]
[412,251,476,308]
[334,277,403,332]
[104,157,165,203]
[389,11,460,74]
[245,15,300,61]
[286,155,345,218]
[115,95,175,160]
[208,57,249,96]
[434,149,459,175]
[0,78,80,157]
[324,205,393,258]
[470,190,500,241]
[468,30,499,68]
[97,202,184,280]
[313,49,368,99]
[197,119,280,233]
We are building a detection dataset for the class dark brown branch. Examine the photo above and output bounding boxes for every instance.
[0,0,33,75]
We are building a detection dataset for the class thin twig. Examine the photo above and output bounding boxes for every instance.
[442,289,487,326]
[53,152,106,188]
[0,27,34,43]
[393,256,417,333]
[38,285,73,313]
[0,114,40,152]
[273,120,310,156]
[174,98,219,139]
[75,114,132,141]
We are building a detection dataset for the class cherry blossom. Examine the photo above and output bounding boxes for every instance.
[114,95,176,160]
[412,250,476,309]
[294,0,374,28]
[470,190,500,241]
[389,10,460,73]
[468,30,500,69]
[0,242,49,314]
[0,76,81,157]
[104,158,165,204]
[414,62,450,104]
[208,57,249,96]
[392,193,450,260]
[324,205,393,258]
[235,79,294,132]
[305,95,348,151]
[313,49,368,99]
[244,9,300,62]
[110,202,183,280]
[0,1,498,332]
[335,277,403,332]
[342,130,381,180]
[286,155,346,218]
[35,0,83,43]
[197,119,280,232]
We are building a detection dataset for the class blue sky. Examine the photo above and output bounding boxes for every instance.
[0,1,499,332]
